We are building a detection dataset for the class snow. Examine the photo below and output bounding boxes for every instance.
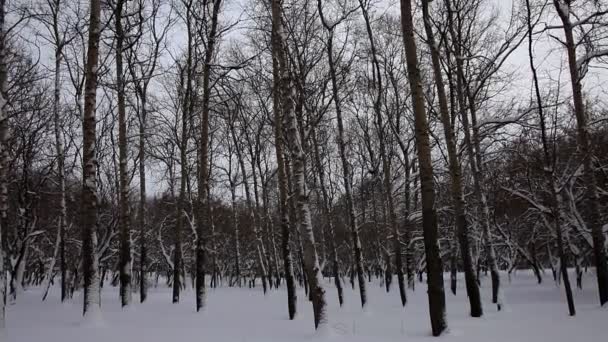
[5,271,607,342]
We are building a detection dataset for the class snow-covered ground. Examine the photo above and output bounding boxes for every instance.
[5,271,607,342]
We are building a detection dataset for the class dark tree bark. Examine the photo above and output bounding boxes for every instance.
[422,0,482,317]
[115,0,132,308]
[528,0,575,315]
[553,0,608,307]
[318,0,363,308]
[400,0,447,335]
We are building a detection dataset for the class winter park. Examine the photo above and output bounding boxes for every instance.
[0,0,607,341]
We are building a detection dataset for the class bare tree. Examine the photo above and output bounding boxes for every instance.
[273,0,327,328]
[196,0,222,312]
[552,0,608,307]
[318,0,364,308]
[81,0,102,318]
[113,0,133,308]
[525,0,575,316]
[421,0,482,316]
[400,0,447,335]
[125,0,172,303]
[270,0,297,320]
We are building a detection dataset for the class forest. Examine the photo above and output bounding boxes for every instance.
[0,0,607,340]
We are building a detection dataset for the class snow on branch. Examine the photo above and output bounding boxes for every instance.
[157,217,174,270]
[501,187,551,214]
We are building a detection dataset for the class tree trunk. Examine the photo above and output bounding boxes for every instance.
[172,63,187,305]
[42,223,61,301]
[231,118,268,293]
[271,1,297,317]
[400,0,447,335]
[81,0,102,318]
[273,0,326,329]
[527,0,575,315]
[115,0,132,308]
[138,94,147,303]
[357,0,399,307]
[229,179,241,287]
[195,0,221,312]
[553,0,608,307]
[317,2,365,307]
[311,128,343,306]
[49,4,69,301]
[422,0,482,317]
[0,0,6,326]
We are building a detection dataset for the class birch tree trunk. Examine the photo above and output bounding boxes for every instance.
[196,0,222,312]
[271,0,297,320]
[272,0,326,328]
[43,0,70,303]
[81,0,102,318]
[0,0,5,325]
[400,0,447,335]
[284,80,327,330]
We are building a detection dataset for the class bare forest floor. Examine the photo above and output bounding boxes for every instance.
[5,270,607,342]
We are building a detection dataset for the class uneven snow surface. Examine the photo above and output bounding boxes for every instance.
[5,271,607,342]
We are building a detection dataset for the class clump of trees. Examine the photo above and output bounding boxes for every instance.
[0,0,607,334]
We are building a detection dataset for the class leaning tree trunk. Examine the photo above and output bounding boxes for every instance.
[400,0,447,336]
[422,0,482,317]
[553,0,608,307]
[81,0,102,318]
[283,80,327,330]
[273,0,326,328]
[115,0,132,308]
[42,224,61,301]
[271,0,296,320]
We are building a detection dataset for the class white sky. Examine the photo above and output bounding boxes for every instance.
[16,0,608,198]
